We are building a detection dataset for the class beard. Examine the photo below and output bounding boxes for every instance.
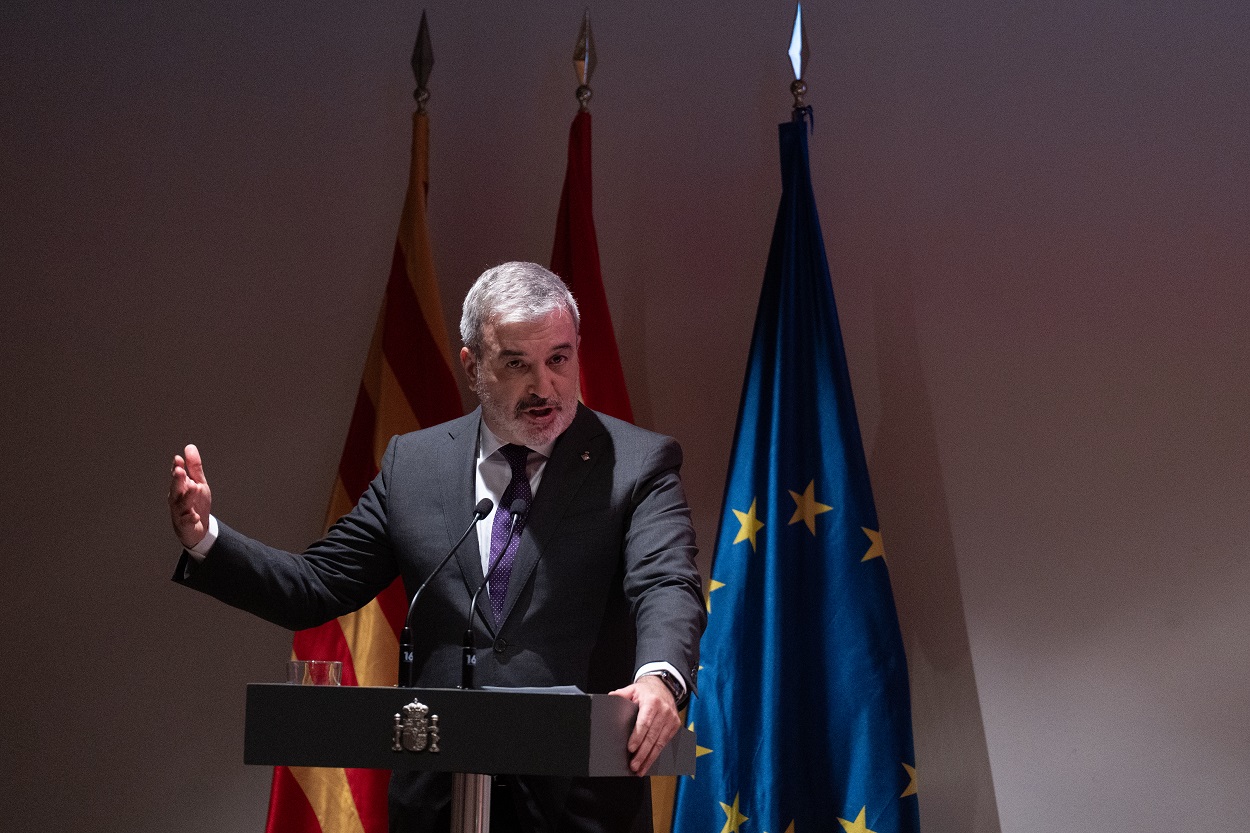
[476,383,579,448]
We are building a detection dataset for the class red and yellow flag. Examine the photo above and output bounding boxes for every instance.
[550,110,634,423]
[264,110,463,833]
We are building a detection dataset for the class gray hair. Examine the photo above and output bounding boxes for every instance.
[460,261,580,355]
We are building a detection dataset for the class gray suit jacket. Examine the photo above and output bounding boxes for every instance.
[175,405,705,832]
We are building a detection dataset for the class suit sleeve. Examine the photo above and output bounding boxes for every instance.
[171,438,402,631]
[621,436,707,693]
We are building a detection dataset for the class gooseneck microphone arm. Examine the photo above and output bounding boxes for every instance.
[461,498,528,690]
[398,498,493,688]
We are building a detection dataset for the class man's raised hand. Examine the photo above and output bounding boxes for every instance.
[169,444,212,549]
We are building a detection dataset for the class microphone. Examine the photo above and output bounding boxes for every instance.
[398,498,493,688]
[461,497,528,690]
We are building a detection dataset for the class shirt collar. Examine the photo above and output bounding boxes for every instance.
[477,418,556,462]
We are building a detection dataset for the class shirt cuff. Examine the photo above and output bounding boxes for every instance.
[185,514,219,563]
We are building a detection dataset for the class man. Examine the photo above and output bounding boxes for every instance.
[169,261,706,833]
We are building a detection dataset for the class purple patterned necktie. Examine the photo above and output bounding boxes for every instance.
[488,443,532,625]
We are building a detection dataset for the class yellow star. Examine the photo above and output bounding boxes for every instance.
[732,500,766,551]
[706,579,726,613]
[787,480,833,535]
[837,807,877,833]
[861,527,885,562]
[688,722,712,759]
[765,822,796,833]
[719,794,749,833]
[901,762,918,797]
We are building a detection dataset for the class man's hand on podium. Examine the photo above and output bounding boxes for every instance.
[610,674,680,776]
[170,443,213,549]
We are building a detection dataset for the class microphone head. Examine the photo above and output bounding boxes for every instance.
[474,498,494,518]
[509,498,529,517]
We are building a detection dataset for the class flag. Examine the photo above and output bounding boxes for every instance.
[550,109,634,422]
[264,108,463,833]
[671,116,921,833]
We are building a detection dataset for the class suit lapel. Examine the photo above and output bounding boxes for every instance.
[444,410,487,610]
[497,405,605,628]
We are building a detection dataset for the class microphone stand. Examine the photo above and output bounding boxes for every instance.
[398,498,493,688]
[461,498,528,690]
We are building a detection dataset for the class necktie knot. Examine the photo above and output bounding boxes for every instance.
[500,443,531,477]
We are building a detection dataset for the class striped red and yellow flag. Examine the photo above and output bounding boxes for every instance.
[263,110,463,833]
[549,109,634,423]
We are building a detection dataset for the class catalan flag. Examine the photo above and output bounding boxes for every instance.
[263,106,462,833]
[671,115,921,833]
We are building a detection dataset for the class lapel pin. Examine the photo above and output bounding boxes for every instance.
[580,451,590,461]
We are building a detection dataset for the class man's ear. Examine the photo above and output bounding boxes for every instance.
[459,346,477,389]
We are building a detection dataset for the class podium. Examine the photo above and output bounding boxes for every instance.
[244,684,696,832]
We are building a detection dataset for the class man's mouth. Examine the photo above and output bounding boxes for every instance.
[517,399,558,420]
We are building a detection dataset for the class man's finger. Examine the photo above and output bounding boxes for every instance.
[631,719,675,774]
[630,707,672,772]
[184,444,206,484]
[610,679,679,774]
[628,714,651,754]
[631,739,657,773]
[169,468,188,502]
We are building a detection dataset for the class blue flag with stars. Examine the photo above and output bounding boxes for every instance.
[671,116,921,833]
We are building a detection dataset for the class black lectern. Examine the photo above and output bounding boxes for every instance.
[245,684,696,833]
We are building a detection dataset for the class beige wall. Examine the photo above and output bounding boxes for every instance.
[3,2,1247,831]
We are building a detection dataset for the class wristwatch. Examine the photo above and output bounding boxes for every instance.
[649,669,688,708]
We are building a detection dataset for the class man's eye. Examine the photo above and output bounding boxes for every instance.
[506,360,524,369]
[549,354,568,365]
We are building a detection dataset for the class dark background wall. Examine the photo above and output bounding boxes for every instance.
[2,2,1247,831]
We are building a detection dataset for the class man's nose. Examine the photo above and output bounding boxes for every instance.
[527,364,555,396]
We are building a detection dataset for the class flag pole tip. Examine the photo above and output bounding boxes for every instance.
[572,7,597,111]
[787,3,810,112]
[412,10,434,111]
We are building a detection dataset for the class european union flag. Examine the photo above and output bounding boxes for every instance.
[671,116,921,833]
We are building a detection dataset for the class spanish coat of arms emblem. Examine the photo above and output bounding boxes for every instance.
[391,698,441,753]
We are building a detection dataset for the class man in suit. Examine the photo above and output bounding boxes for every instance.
[169,261,706,833]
